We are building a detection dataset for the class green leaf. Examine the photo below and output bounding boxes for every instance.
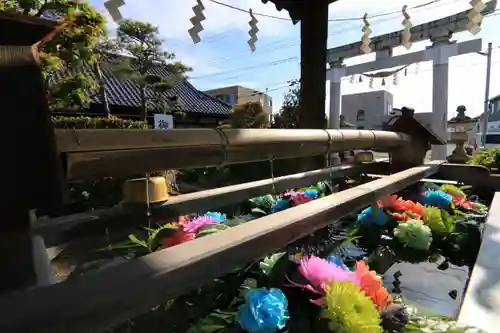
[440,209,455,233]
[196,224,229,238]
[224,218,247,227]
[250,207,268,216]
[128,234,147,248]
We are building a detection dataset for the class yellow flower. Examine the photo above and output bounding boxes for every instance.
[322,281,382,333]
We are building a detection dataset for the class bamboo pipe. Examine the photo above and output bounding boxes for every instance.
[56,129,410,180]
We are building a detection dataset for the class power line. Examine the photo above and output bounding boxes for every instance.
[190,9,500,81]
[207,0,443,22]
[196,0,457,65]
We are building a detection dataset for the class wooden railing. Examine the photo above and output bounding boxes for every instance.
[1,125,499,333]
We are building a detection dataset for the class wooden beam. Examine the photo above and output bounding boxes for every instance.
[342,39,482,76]
[35,161,387,247]
[0,161,442,333]
[326,0,496,62]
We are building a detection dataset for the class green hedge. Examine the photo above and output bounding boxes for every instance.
[53,116,148,129]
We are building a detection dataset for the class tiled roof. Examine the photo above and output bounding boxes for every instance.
[51,56,232,116]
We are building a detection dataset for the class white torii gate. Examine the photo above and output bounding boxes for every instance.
[325,0,496,160]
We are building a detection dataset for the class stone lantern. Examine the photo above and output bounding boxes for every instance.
[447,105,474,163]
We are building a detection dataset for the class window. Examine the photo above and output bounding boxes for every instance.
[356,110,365,121]
[357,126,364,129]
[268,98,273,107]
[215,94,228,103]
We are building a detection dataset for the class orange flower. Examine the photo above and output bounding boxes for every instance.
[161,228,195,249]
[354,261,391,311]
[402,200,425,218]
[377,195,407,212]
[453,198,474,210]
[388,211,413,222]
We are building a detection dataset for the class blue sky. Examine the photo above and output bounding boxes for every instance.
[91,0,500,119]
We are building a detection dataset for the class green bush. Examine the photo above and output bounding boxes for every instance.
[53,115,148,129]
[469,148,500,170]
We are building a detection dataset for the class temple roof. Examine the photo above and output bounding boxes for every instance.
[0,12,56,45]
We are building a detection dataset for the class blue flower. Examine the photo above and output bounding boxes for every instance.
[304,189,319,199]
[204,211,226,223]
[327,256,350,271]
[271,199,292,213]
[236,288,289,333]
[357,207,390,226]
[420,191,452,209]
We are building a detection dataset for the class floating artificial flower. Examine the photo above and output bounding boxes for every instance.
[354,261,391,312]
[388,211,415,222]
[182,215,218,234]
[250,195,276,211]
[377,195,407,212]
[294,256,359,304]
[402,200,425,218]
[327,256,349,271]
[304,188,319,199]
[285,191,313,206]
[440,184,466,201]
[423,206,453,234]
[357,207,390,226]
[161,227,195,249]
[322,281,383,333]
[236,288,289,333]
[204,211,226,223]
[260,252,286,276]
[271,198,292,213]
[393,219,433,251]
[423,182,442,192]
[420,191,452,209]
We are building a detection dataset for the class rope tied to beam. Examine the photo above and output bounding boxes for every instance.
[214,128,230,169]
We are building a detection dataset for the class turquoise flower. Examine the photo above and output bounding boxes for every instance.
[271,198,292,213]
[327,256,350,271]
[420,191,452,209]
[236,288,289,333]
[357,207,390,226]
[304,189,319,199]
[204,211,226,223]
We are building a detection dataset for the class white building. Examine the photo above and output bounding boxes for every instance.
[341,90,432,129]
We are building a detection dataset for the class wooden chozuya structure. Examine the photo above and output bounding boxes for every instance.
[1,4,500,333]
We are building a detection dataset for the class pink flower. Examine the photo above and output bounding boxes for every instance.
[182,215,217,234]
[288,256,359,305]
[285,191,313,206]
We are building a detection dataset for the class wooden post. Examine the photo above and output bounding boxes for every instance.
[0,44,65,294]
[298,1,329,170]
[298,2,328,130]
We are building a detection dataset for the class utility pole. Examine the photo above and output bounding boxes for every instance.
[481,42,493,147]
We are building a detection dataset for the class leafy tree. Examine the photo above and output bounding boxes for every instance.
[228,102,270,128]
[0,0,107,110]
[273,84,329,128]
[107,19,192,121]
[273,85,300,128]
